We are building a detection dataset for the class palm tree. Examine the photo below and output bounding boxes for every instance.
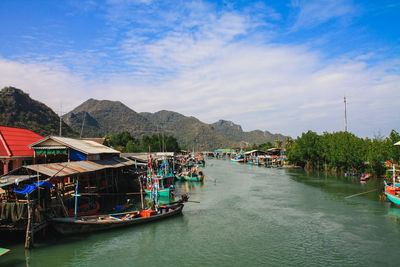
[274,139,282,149]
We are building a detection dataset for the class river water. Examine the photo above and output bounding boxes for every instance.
[1,159,400,266]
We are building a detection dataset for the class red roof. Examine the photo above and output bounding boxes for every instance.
[0,126,43,157]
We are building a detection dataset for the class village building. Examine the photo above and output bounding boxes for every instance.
[0,126,43,175]
[29,136,120,164]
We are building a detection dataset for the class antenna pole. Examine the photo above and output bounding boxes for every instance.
[59,103,62,136]
[80,112,86,138]
[344,95,347,132]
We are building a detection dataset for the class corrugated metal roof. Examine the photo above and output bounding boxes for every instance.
[0,174,40,188]
[30,136,120,155]
[24,157,144,178]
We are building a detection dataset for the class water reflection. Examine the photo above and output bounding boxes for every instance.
[285,169,384,202]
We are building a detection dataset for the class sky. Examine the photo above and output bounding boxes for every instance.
[0,0,399,138]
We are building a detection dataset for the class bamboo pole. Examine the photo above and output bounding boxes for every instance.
[25,194,33,249]
[138,176,144,210]
[344,189,377,199]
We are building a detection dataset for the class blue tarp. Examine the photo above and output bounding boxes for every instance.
[14,181,54,195]
[70,149,87,161]
[160,162,168,168]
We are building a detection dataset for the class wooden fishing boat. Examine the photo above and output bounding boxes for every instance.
[51,203,184,235]
[0,248,10,257]
[384,161,400,206]
[184,175,204,182]
[360,174,371,181]
[384,181,400,206]
[144,175,174,197]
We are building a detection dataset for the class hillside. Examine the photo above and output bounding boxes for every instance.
[211,120,286,145]
[62,99,288,150]
[141,110,235,150]
[0,87,76,137]
[63,99,158,138]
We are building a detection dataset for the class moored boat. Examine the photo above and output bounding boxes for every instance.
[51,203,184,235]
[0,248,10,257]
[384,181,400,206]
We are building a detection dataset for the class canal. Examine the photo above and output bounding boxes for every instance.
[1,159,400,266]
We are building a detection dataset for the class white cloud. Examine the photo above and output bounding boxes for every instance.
[1,0,399,139]
[291,0,355,30]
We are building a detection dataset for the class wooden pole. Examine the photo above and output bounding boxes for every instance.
[138,176,144,210]
[56,188,68,217]
[344,189,377,199]
[25,194,33,249]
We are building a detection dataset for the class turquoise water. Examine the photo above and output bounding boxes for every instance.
[1,159,400,266]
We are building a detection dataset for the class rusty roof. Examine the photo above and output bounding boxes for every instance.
[24,157,145,179]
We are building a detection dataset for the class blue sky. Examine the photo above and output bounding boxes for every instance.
[0,0,399,138]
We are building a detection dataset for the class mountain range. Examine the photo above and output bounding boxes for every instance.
[1,86,287,150]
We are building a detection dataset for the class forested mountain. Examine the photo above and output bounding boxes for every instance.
[65,101,287,150]
[63,99,158,137]
[0,87,76,137]
[0,87,287,150]
[141,110,235,150]
[210,120,286,145]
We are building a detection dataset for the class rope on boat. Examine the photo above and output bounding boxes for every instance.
[206,175,217,183]
[344,189,378,199]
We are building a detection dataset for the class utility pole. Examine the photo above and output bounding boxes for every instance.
[59,104,63,136]
[80,112,86,138]
[344,95,347,132]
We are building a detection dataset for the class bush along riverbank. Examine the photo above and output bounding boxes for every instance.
[286,130,400,177]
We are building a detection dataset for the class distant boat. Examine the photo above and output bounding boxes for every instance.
[51,203,184,235]
[360,174,371,181]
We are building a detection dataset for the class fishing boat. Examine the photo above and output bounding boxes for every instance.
[0,248,10,257]
[182,166,204,182]
[360,174,371,181]
[384,181,400,205]
[384,161,400,205]
[231,155,244,163]
[184,173,204,182]
[144,156,175,197]
[144,175,175,197]
[51,202,185,235]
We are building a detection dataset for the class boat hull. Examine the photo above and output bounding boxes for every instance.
[384,182,400,206]
[184,176,203,182]
[51,204,184,235]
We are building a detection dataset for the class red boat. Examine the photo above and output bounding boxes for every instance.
[360,174,371,181]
